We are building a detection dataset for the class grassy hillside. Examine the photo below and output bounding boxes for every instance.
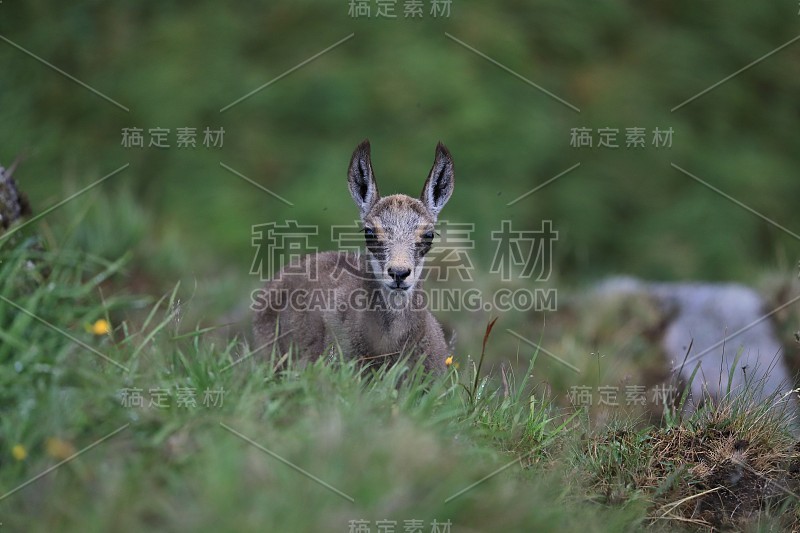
[1,207,799,531]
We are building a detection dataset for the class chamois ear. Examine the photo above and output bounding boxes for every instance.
[347,139,379,218]
[420,142,454,218]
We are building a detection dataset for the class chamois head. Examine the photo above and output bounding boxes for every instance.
[347,140,455,294]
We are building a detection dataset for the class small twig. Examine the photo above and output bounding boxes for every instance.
[471,317,498,401]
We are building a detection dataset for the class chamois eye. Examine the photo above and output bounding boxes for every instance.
[363,227,378,246]
[417,230,434,257]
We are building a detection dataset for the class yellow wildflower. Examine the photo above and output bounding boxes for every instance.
[46,437,75,460]
[90,319,110,335]
[445,355,454,367]
[11,444,26,461]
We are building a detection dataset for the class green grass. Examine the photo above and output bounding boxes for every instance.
[0,236,598,531]
[2,224,799,532]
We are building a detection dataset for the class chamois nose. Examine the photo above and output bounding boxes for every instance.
[387,267,411,282]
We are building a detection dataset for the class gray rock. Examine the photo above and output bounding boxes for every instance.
[596,277,797,416]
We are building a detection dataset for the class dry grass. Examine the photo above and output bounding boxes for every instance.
[580,391,800,530]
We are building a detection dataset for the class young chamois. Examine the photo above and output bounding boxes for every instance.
[252,140,454,374]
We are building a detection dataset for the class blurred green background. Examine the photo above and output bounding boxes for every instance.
[2,0,799,304]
